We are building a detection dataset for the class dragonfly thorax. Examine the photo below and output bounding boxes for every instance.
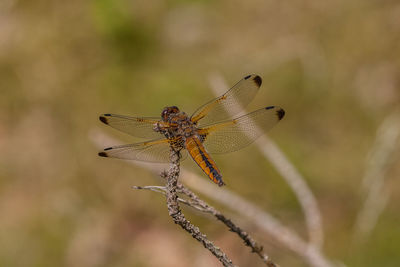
[155,106,198,140]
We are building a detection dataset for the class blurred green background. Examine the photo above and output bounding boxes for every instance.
[1,0,400,266]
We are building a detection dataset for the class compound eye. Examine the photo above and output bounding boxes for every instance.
[161,109,169,120]
[171,106,179,113]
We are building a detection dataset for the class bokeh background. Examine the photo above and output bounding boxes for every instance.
[1,0,400,266]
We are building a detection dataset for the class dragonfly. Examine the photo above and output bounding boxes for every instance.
[98,74,285,186]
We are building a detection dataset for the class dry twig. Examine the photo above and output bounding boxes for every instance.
[134,184,277,267]
[163,147,234,267]
[136,178,278,266]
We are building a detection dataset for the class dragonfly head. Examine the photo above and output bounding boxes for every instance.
[161,106,180,121]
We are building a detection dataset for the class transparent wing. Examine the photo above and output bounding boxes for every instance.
[190,74,262,126]
[198,106,285,154]
[99,114,163,139]
[98,138,187,162]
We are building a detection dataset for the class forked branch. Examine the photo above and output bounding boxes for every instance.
[137,181,277,266]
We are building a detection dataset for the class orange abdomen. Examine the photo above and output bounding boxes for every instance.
[185,136,225,186]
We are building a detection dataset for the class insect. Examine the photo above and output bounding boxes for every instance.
[98,74,285,186]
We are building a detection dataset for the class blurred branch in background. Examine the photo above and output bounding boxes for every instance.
[353,110,400,244]
[208,73,324,249]
[91,130,334,267]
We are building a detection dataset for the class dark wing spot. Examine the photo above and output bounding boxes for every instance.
[276,108,285,120]
[253,75,262,87]
[99,115,109,124]
[98,152,108,157]
[265,106,275,110]
[104,147,113,151]
[244,74,252,80]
